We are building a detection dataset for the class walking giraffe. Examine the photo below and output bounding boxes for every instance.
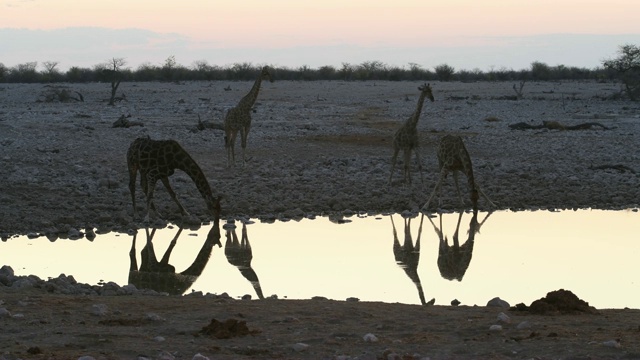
[389,83,434,184]
[224,66,274,167]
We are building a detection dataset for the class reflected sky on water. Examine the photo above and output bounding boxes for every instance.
[2,209,638,309]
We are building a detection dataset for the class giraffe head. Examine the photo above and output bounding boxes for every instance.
[418,83,434,102]
[260,66,274,83]
[206,194,223,220]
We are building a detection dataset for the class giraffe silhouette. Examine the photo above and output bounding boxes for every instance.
[389,83,435,185]
[426,209,492,281]
[127,136,222,222]
[422,135,495,212]
[391,214,435,306]
[224,222,264,299]
[128,217,221,295]
[224,66,274,167]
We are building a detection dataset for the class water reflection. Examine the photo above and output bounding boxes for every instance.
[128,219,221,295]
[3,210,639,308]
[391,214,434,306]
[427,210,491,281]
[224,222,264,299]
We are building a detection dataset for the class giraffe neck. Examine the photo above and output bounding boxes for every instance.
[406,91,429,128]
[175,156,216,213]
[237,75,264,110]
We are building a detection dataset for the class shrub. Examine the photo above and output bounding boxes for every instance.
[603,44,640,100]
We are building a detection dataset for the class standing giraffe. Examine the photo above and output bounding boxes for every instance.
[127,136,222,222]
[224,222,265,300]
[390,214,435,306]
[389,83,435,184]
[421,135,495,212]
[224,66,274,167]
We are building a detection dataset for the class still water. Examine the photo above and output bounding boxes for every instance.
[1,209,638,309]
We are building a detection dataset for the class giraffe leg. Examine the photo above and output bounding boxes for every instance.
[421,170,446,211]
[240,126,249,166]
[476,185,496,208]
[128,163,138,218]
[160,177,190,217]
[143,176,159,223]
[389,147,400,185]
[414,149,425,184]
[403,149,412,184]
[226,130,237,167]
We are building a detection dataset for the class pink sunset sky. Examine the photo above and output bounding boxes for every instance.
[1,0,639,71]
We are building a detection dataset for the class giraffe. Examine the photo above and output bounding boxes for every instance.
[224,66,274,167]
[390,214,435,306]
[128,217,222,295]
[389,83,435,184]
[224,222,265,299]
[427,209,492,281]
[127,136,222,222]
[421,135,495,212]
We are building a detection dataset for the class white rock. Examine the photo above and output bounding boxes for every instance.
[90,304,108,316]
[489,325,503,331]
[363,333,379,342]
[192,354,210,360]
[0,308,11,318]
[602,339,622,348]
[516,321,532,329]
[292,343,309,352]
[497,312,511,323]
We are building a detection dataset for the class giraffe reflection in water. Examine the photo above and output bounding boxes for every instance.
[427,210,492,281]
[224,222,264,299]
[128,218,221,295]
[391,214,435,306]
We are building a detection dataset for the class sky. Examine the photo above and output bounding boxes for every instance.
[1,0,640,72]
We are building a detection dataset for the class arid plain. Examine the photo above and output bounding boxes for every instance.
[1,80,640,359]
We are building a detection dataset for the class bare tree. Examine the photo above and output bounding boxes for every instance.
[101,57,126,105]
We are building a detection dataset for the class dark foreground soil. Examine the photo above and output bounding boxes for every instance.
[2,287,640,360]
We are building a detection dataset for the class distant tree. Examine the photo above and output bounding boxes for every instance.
[0,62,6,81]
[434,63,455,81]
[42,61,62,82]
[603,44,640,100]
[162,55,177,81]
[339,62,353,81]
[66,66,94,82]
[100,57,126,105]
[530,61,551,81]
[317,65,337,80]
[9,62,39,82]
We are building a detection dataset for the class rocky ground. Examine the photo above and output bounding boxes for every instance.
[1,80,639,239]
[1,80,639,359]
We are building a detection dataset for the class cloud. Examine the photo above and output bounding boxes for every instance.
[0,27,189,69]
[1,27,638,71]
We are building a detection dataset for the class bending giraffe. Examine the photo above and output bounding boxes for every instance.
[427,209,492,281]
[389,83,435,184]
[128,217,222,295]
[224,66,274,167]
[127,136,222,222]
[422,135,495,212]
